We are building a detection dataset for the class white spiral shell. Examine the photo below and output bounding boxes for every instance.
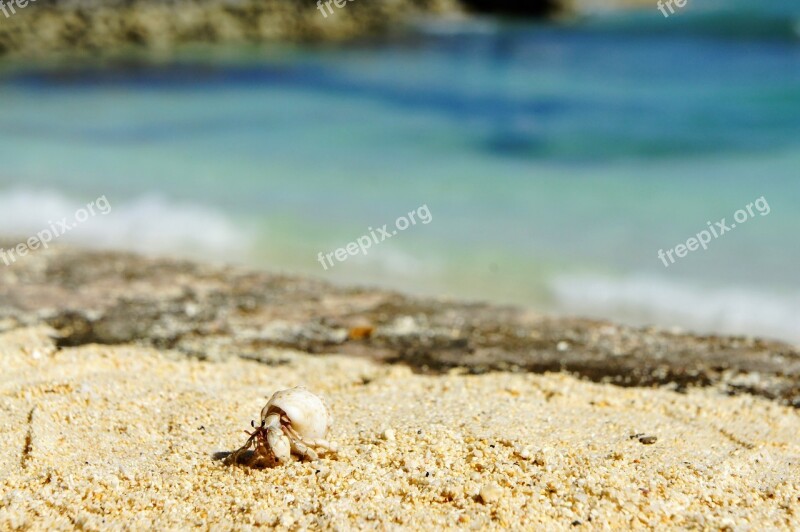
[260,386,332,440]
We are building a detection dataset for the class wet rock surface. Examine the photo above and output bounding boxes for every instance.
[1,245,798,406]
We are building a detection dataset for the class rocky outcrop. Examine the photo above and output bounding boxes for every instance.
[1,244,798,406]
[0,0,665,57]
[0,0,462,57]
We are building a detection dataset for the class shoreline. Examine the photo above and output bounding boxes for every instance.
[1,244,798,407]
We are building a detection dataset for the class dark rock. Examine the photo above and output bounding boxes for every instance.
[1,244,798,407]
[460,0,557,17]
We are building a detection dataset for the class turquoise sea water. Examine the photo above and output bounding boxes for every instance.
[1,3,799,342]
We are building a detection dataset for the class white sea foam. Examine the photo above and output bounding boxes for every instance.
[357,246,442,277]
[551,274,800,345]
[0,188,251,261]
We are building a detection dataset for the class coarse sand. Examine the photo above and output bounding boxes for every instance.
[1,327,798,530]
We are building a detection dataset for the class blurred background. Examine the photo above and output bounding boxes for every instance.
[0,0,798,343]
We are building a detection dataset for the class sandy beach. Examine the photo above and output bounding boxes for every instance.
[3,1,799,345]
[1,323,798,530]
[2,0,799,527]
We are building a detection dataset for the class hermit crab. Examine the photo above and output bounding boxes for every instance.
[226,386,336,467]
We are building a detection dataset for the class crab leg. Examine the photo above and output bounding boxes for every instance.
[227,433,257,465]
[282,423,337,454]
[283,428,319,460]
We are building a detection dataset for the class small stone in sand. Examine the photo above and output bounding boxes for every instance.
[479,483,503,504]
[348,326,374,340]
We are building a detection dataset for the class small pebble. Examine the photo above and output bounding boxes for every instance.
[639,435,658,445]
[479,483,503,504]
[279,512,295,527]
[383,428,396,441]
[348,325,374,340]
[253,511,270,526]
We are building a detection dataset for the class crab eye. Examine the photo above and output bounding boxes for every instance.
[250,420,256,428]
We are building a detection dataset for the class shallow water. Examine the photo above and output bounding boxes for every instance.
[1,4,798,342]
